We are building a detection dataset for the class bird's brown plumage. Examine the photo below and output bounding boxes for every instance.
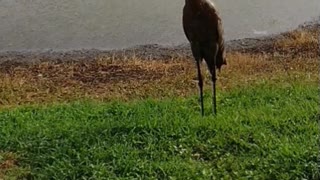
[183,0,226,70]
[183,0,226,115]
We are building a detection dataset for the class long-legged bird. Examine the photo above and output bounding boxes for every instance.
[183,0,227,115]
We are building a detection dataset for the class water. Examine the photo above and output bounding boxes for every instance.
[0,0,319,51]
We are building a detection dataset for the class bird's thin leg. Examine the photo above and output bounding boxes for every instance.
[196,59,204,116]
[211,45,218,115]
[211,66,217,115]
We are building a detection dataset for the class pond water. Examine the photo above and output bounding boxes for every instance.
[0,0,319,51]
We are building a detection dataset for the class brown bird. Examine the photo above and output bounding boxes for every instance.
[183,0,227,116]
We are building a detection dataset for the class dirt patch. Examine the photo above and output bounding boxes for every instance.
[0,159,17,170]
[0,152,20,179]
[29,62,164,84]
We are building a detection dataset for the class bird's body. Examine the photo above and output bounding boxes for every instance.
[183,0,226,115]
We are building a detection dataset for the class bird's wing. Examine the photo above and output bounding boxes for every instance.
[200,1,224,42]
[183,24,190,41]
[182,7,192,42]
[216,16,224,42]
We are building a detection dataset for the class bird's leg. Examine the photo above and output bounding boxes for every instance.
[211,44,218,115]
[211,66,217,115]
[196,59,204,116]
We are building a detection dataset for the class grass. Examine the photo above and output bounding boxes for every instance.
[0,25,319,179]
[0,79,319,179]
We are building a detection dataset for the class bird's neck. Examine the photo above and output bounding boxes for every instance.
[185,0,204,5]
[185,0,207,8]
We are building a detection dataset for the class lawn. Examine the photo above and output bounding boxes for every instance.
[0,79,319,179]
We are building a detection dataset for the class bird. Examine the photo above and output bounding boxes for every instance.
[183,0,227,116]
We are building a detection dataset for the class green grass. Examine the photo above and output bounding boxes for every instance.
[0,81,319,179]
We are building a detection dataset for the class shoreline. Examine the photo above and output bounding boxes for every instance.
[0,19,318,66]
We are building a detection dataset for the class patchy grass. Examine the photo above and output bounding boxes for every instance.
[0,56,317,108]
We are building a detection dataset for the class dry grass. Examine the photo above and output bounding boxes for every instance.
[0,28,318,108]
[273,27,319,58]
